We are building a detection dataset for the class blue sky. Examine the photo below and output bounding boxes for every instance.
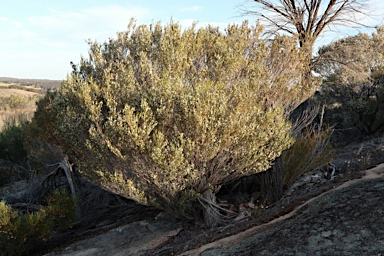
[0,0,382,80]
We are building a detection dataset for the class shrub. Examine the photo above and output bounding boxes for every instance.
[0,200,26,255]
[44,189,77,231]
[0,113,30,187]
[0,95,30,111]
[0,189,76,255]
[24,90,58,145]
[315,27,384,134]
[31,20,311,224]
[0,114,28,164]
[0,160,27,187]
[23,91,65,173]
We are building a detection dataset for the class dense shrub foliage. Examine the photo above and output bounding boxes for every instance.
[0,114,28,164]
[315,27,384,134]
[0,189,76,255]
[0,95,35,111]
[30,20,312,222]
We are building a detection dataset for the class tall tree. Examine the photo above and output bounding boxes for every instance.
[244,0,370,84]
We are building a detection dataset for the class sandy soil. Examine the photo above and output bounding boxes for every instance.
[0,88,39,97]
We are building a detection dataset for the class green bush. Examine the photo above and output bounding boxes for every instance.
[0,114,28,164]
[44,189,77,231]
[315,27,384,134]
[24,91,58,144]
[0,189,76,255]
[314,69,384,135]
[23,91,64,172]
[31,20,312,224]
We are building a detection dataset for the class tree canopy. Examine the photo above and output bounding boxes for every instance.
[244,0,371,83]
[314,27,384,134]
[246,0,369,47]
[316,26,384,86]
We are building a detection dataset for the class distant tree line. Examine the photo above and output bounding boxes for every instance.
[0,77,62,90]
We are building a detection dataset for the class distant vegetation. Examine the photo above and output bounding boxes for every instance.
[0,77,60,128]
[0,77,62,90]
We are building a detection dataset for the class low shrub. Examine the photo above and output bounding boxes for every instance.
[0,160,27,187]
[0,114,28,164]
[315,27,384,134]
[0,95,31,111]
[0,189,76,255]
[44,189,77,231]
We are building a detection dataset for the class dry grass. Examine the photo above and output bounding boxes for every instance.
[0,88,39,97]
[0,110,34,128]
[281,126,334,188]
[0,83,14,87]
[0,88,42,128]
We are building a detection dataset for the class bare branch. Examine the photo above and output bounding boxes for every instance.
[243,0,371,49]
[240,0,373,86]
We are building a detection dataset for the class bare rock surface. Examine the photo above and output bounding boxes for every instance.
[185,165,384,255]
[45,213,183,256]
[42,136,384,256]
[45,165,384,256]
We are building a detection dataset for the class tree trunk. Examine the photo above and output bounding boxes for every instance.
[260,157,283,206]
[200,190,220,227]
[301,41,315,90]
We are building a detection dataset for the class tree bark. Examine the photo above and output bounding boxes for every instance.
[200,190,220,227]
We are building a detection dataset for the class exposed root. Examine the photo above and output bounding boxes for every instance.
[46,156,77,199]
[198,190,237,227]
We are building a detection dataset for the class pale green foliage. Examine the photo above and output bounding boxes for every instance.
[44,20,307,218]
[315,27,384,134]
[316,27,384,86]
[0,189,76,255]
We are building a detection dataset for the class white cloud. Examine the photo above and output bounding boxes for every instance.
[0,4,153,80]
[3,29,36,44]
[11,21,23,28]
[28,12,85,30]
[0,2,245,80]
[177,19,199,28]
[0,17,23,28]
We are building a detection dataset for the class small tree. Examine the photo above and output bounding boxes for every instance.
[315,27,384,134]
[32,20,308,225]
[243,0,371,86]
